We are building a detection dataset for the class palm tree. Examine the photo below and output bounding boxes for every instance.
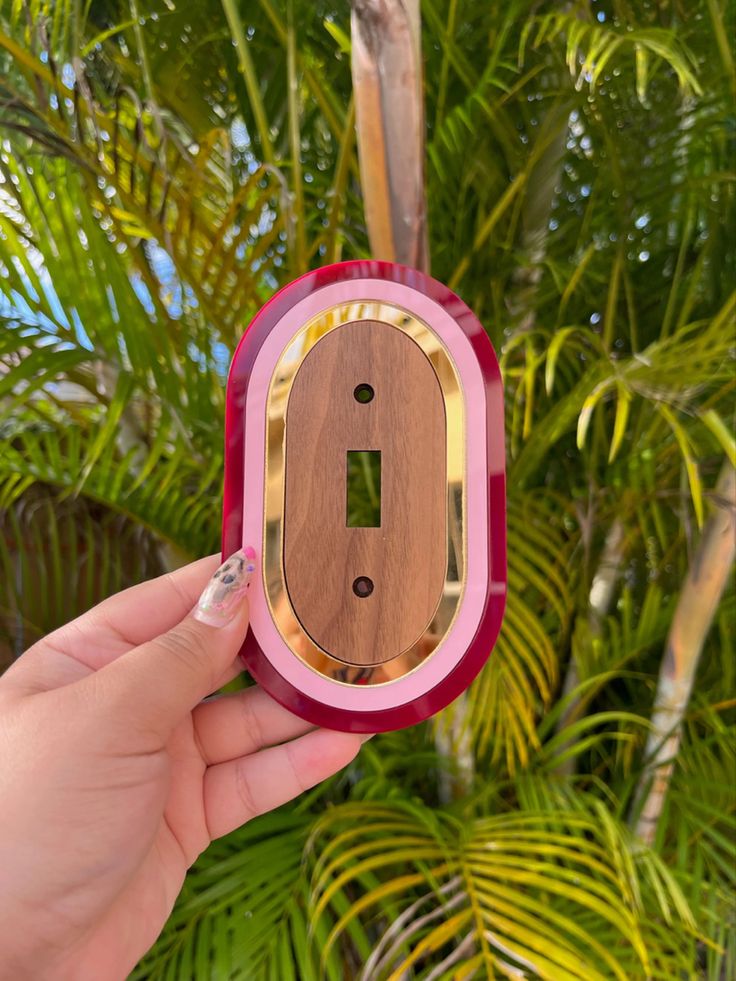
[1,1,733,977]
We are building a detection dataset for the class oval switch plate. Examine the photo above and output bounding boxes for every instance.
[223,261,506,732]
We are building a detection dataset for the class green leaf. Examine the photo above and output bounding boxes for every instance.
[657,403,705,527]
[323,19,351,55]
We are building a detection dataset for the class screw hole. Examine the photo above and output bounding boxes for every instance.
[353,383,374,404]
[352,576,374,598]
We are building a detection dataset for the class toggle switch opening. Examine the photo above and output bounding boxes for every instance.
[347,450,381,527]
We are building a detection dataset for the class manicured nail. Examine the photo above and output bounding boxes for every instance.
[193,549,255,627]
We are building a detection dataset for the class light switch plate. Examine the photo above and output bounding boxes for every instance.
[223,261,506,732]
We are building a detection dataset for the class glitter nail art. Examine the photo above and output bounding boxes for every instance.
[193,548,255,627]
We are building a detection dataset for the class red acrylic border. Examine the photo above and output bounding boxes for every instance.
[223,260,506,732]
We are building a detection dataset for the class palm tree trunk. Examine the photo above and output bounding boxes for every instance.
[506,101,570,333]
[351,0,474,800]
[632,462,736,845]
[555,518,625,775]
[434,693,474,803]
[350,0,428,269]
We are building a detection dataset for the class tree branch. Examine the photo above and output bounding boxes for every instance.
[632,462,736,845]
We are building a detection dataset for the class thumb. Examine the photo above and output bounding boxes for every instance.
[92,548,256,740]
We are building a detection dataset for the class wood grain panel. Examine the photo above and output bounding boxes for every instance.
[283,320,447,666]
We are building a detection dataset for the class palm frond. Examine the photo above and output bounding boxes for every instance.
[132,811,366,981]
[309,798,694,980]
[0,482,162,664]
[466,490,576,771]
[528,12,702,98]
[0,426,220,555]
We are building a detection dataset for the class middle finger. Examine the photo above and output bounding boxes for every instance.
[193,685,314,765]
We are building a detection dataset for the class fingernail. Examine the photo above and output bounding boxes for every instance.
[193,548,255,627]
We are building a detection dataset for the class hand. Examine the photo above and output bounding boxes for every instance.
[0,550,365,980]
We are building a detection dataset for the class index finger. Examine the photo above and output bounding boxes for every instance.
[87,555,221,646]
[7,555,248,695]
[35,554,221,669]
